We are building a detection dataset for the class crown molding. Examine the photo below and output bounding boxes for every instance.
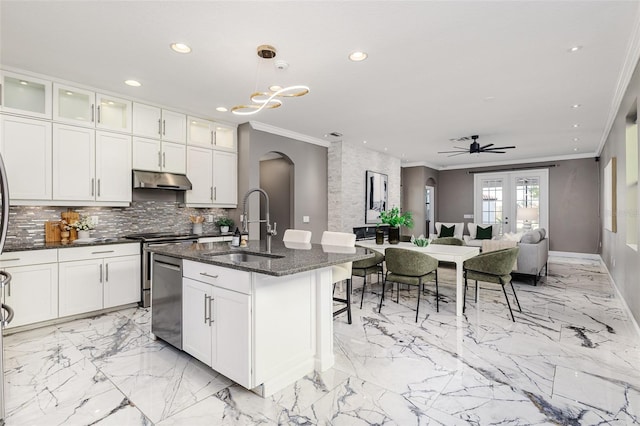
[249,121,330,147]
[401,152,597,171]
[401,160,442,170]
[597,5,640,156]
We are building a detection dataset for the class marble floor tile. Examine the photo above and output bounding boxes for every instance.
[3,257,640,425]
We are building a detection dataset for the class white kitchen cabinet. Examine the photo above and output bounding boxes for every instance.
[213,151,237,206]
[133,137,186,174]
[53,124,131,202]
[95,131,131,202]
[133,103,186,143]
[187,116,215,147]
[58,243,140,317]
[52,123,95,201]
[214,122,237,151]
[95,93,132,133]
[53,83,95,127]
[182,277,214,365]
[0,115,52,201]
[0,250,58,329]
[1,71,52,119]
[186,146,213,204]
[197,236,233,243]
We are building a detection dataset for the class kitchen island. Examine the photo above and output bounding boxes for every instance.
[146,240,371,396]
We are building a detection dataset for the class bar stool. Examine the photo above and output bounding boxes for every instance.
[321,231,356,324]
[283,229,312,243]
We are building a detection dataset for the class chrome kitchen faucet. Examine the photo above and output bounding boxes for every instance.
[241,188,277,252]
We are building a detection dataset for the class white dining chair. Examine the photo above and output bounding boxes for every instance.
[283,229,312,244]
[321,231,356,323]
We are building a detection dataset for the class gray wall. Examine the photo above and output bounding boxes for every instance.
[600,57,640,326]
[434,158,599,253]
[401,166,439,237]
[259,157,293,242]
[236,123,328,243]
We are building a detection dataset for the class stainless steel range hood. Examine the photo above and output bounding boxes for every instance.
[132,170,192,190]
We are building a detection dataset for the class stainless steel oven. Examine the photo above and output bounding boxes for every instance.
[124,233,198,308]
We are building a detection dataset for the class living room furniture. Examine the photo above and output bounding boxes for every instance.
[431,237,463,246]
[484,229,548,284]
[463,223,500,248]
[352,249,385,308]
[357,240,480,316]
[463,247,521,322]
[379,247,439,322]
[431,222,465,240]
[321,231,356,324]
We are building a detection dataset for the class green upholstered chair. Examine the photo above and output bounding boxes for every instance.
[378,247,439,322]
[430,237,464,246]
[463,247,521,321]
[352,248,385,309]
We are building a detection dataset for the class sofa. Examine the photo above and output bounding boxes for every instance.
[483,228,549,284]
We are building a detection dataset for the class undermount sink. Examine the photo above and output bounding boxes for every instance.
[205,252,284,263]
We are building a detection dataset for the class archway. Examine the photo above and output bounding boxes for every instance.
[426,177,437,236]
[259,151,294,241]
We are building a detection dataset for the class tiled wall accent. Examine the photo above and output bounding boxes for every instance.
[6,202,229,245]
[328,141,401,232]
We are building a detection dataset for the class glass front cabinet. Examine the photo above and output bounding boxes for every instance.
[1,71,52,119]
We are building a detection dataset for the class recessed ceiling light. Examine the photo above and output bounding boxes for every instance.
[216,107,228,112]
[269,85,283,92]
[571,104,581,108]
[349,51,368,62]
[574,147,579,151]
[573,137,580,141]
[573,123,580,128]
[170,42,192,54]
[384,147,388,151]
[483,96,496,102]
[363,140,367,144]
[124,80,142,87]
[568,45,583,53]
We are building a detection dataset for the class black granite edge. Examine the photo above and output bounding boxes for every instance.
[146,241,374,277]
[3,238,140,252]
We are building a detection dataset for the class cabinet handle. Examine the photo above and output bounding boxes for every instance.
[211,130,214,145]
[199,272,219,279]
[158,151,162,168]
[163,119,166,136]
[91,104,95,122]
[99,264,103,283]
[91,178,95,196]
[97,179,101,197]
[97,105,101,123]
[209,296,214,325]
[92,250,114,254]
[213,130,217,146]
[204,294,210,324]
[105,263,109,282]
[0,258,20,262]
[158,118,162,136]
[214,187,217,201]
[163,152,166,168]
[210,187,213,201]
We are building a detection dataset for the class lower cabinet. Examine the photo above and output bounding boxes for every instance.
[182,275,251,388]
[0,250,58,329]
[58,243,140,317]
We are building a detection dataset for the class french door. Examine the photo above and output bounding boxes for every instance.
[473,169,549,235]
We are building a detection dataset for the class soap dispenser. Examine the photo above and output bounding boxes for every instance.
[231,227,241,247]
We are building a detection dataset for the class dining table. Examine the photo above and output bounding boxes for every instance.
[356,240,480,316]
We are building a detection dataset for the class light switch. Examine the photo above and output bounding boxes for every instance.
[303,216,310,223]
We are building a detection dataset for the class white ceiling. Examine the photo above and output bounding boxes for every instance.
[2,1,639,169]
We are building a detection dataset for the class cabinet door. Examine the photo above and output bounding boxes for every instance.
[96,93,132,133]
[161,141,186,174]
[0,116,52,200]
[103,255,140,308]
[161,109,186,144]
[3,263,58,328]
[187,117,214,147]
[213,151,237,206]
[132,137,161,172]
[1,71,52,119]
[53,83,95,127]
[213,123,237,151]
[186,146,213,204]
[59,259,103,317]
[212,286,251,388]
[132,103,161,139]
[95,131,131,202]
[182,278,213,366]
[52,124,95,201]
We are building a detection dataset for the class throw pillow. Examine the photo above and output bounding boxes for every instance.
[520,230,542,244]
[537,228,547,239]
[502,232,523,242]
[476,225,493,240]
[439,224,455,238]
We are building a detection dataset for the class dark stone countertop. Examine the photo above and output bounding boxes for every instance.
[146,240,374,277]
[2,238,139,252]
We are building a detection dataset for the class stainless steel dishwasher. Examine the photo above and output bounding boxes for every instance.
[152,254,183,349]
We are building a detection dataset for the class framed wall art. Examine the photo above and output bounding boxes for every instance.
[365,170,388,224]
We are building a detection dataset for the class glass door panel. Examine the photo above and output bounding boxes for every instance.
[54,84,94,125]
[477,177,508,234]
[515,176,540,232]
[1,72,51,118]
[96,94,131,132]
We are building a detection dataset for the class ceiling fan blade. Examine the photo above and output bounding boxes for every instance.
[484,146,515,151]
[438,149,468,154]
[480,143,494,149]
[448,152,469,157]
[481,150,506,154]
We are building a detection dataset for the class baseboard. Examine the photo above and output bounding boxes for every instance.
[599,256,640,340]
[549,250,600,260]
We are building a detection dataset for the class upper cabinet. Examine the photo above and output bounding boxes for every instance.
[133,103,186,144]
[188,117,237,152]
[1,71,52,119]
[53,83,131,132]
[214,123,237,151]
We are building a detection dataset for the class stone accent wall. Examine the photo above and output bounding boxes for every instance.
[6,202,229,245]
[328,141,401,232]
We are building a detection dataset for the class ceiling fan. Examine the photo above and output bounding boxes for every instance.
[438,135,516,157]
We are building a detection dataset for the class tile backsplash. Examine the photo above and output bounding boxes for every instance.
[6,201,230,245]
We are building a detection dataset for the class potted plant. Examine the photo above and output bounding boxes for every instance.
[215,217,234,233]
[378,207,414,244]
[70,215,95,240]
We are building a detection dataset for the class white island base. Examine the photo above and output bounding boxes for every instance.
[178,260,336,397]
